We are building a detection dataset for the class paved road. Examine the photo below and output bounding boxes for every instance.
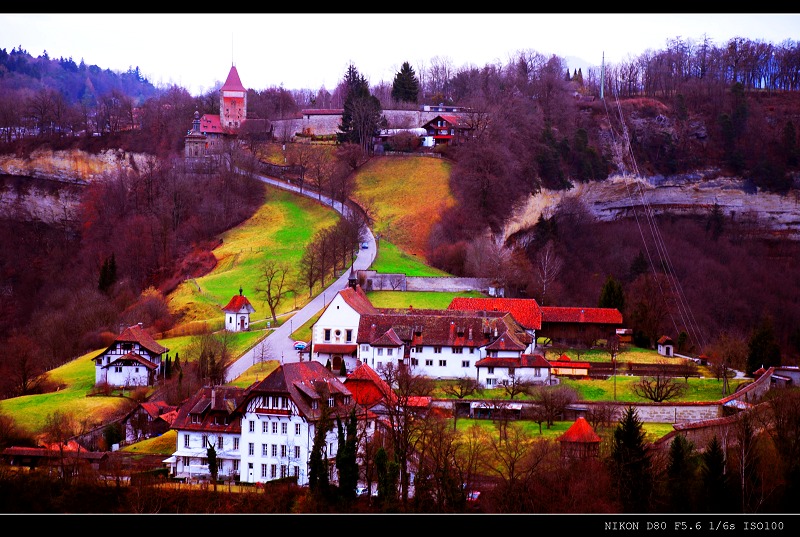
[224,173,376,383]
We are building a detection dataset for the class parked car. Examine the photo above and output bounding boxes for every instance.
[293,341,308,350]
[361,242,369,249]
[356,486,369,497]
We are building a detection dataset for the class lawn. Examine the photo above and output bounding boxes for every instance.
[455,418,675,444]
[351,156,453,258]
[372,240,450,276]
[366,290,484,310]
[167,187,340,327]
[0,330,267,439]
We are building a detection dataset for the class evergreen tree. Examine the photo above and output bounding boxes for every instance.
[206,439,218,489]
[746,313,782,375]
[391,61,419,103]
[335,409,359,502]
[309,406,331,497]
[628,249,649,281]
[666,434,698,512]
[338,63,383,153]
[598,274,625,312]
[701,435,729,513]
[609,406,654,512]
[339,359,347,377]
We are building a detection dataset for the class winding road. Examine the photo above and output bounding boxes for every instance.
[224,172,376,383]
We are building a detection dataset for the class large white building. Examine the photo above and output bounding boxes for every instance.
[94,323,168,388]
[166,361,366,486]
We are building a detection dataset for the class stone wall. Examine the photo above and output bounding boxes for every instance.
[358,270,491,293]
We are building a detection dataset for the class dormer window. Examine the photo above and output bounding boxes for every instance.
[191,414,200,424]
[328,396,335,408]
[312,400,318,410]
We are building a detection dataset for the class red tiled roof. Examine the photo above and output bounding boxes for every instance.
[657,335,673,344]
[475,353,550,369]
[338,286,378,315]
[221,65,246,92]
[345,363,396,408]
[448,297,542,330]
[540,306,623,325]
[140,400,178,419]
[171,386,247,433]
[116,325,168,355]
[558,417,601,443]
[200,114,224,134]
[548,360,591,369]
[222,293,256,313]
[409,396,432,408]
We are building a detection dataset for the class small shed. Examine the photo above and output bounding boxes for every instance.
[557,417,601,459]
[222,287,256,332]
[657,335,674,357]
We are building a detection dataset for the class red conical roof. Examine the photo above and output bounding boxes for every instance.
[558,417,601,444]
[222,65,246,92]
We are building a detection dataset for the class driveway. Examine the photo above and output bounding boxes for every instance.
[224,172,376,382]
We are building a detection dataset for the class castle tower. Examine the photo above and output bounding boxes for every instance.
[184,109,207,159]
[220,65,247,130]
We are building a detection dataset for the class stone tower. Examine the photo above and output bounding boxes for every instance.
[220,65,247,130]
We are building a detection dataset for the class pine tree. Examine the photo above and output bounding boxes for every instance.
[746,313,782,375]
[701,435,729,513]
[666,434,698,512]
[598,274,625,312]
[309,406,331,497]
[391,61,419,103]
[338,63,382,152]
[609,406,653,512]
[336,409,359,501]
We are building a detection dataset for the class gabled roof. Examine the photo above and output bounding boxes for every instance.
[484,332,527,351]
[170,386,247,434]
[200,114,224,134]
[221,65,246,92]
[657,335,674,345]
[243,361,353,421]
[102,351,158,370]
[344,363,397,408]
[558,417,601,444]
[222,292,256,314]
[140,400,178,419]
[338,285,378,315]
[370,328,404,347]
[114,324,168,355]
[540,306,623,325]
[357,309,531,349]
[448,297,542,330]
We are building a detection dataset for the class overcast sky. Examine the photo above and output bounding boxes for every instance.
[2,13,799,96]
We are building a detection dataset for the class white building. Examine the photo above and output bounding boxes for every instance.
[94,323,167,388]
[222,288,256,332]
[310,282,377,374]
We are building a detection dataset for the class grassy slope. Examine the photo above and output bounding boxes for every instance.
[351,156,454,258]
[167,187,340,327]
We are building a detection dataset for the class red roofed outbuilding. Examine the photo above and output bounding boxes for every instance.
[540,306,623,347]
[558,417,601,459]
[222,287,256,332]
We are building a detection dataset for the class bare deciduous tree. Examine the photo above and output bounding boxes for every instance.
[534,240,563,306]
[631,366,688,402]
[254,259,291,324]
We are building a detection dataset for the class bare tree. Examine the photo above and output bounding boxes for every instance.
[531,385,579,428]
[631,366,688,402]
[254,259,291,324]
[534,240,563,306]
[441,376,483,430]
[501,373,533,400]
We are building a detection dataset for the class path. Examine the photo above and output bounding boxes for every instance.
[224,172,376,382]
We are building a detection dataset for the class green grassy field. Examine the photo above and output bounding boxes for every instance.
[371,240,451,276]
[366,290,484,309]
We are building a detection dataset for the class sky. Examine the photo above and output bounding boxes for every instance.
[1,13,799,96]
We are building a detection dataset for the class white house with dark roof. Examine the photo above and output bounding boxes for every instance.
[94,323,168,387]
[236,361,359,486]
[222,287,256,332]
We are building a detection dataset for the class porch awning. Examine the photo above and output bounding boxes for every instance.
[313,344,357,354]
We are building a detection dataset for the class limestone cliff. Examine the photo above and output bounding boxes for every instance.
[0,147,153,183]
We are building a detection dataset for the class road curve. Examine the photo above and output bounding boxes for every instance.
[224,172,376,383]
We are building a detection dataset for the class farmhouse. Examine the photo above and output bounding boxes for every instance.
[539,306,623,347]
[93,323,168,388]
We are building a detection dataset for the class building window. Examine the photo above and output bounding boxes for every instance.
[191,414,200,424]
[324,329,331,342]
[312,400,318,410]
[425,359,433,366]
[295,423,301,435]
[271,464,277,478]
[535,368,541,377]
[462,360,470,368]
[486,378,496,386]
[282,397,288,409]
[114,366,122,373]
[361,344,369,352]
[453,347,463,354]
[272,444,277,457]
[434,346,442,354]
[234,438,239,450]
[387,348,393,356]
[183,456,190,466]
[281,465,287,478]
[261,464,268,478]
[281,445,287,458]
[248,443,254,456]
[411,358,418,366]
[439,360,446,367]
[346,329,352,342]
[281,422,288,435]
[509,368,515,376]
[262,422,269,433]
[249,420,255,433]
[262,444,269,456]
[488,367,495,374]
[489,351,498,357]
[415,345,423,352]
[470,348,475,354]
[328,396,335,408]
[217,436,223,449]
[293,466,299,477]
[377,348,383,356]
[233,460,239,471]
[202,435,208,447]
[184,434,190,448]
[272,422,278,434]
[294,446,300,459]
